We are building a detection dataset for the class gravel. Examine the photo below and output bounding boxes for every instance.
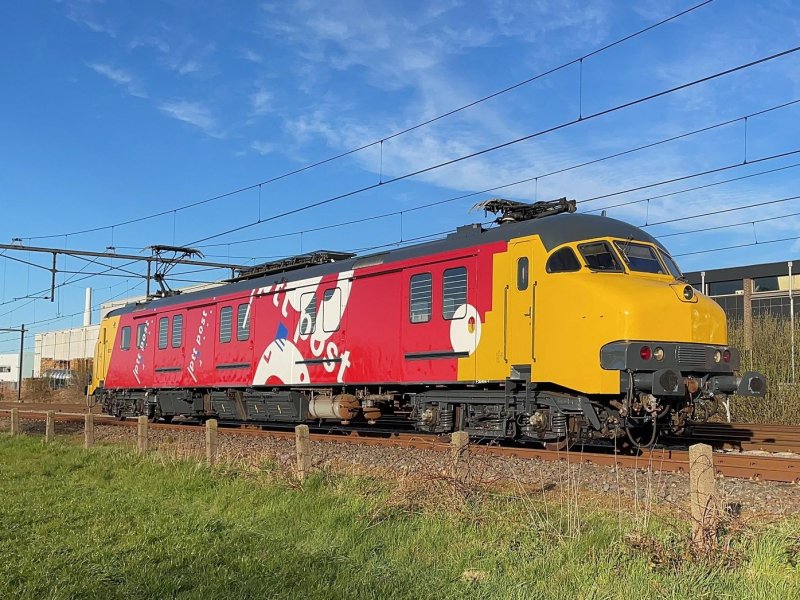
[2,415,798,519]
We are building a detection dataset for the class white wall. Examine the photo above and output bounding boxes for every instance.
[34,325,99,377]
[0,352,35,385]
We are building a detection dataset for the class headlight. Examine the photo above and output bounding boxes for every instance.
[653,347,664,361]
[713,350,722,363]
[683,285,694,300]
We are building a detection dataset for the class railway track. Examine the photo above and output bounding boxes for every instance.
[3,406,799,483]
[678,422,800,454]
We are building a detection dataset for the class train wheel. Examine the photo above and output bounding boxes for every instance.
[543,416,579,451]
[147,405,161,423]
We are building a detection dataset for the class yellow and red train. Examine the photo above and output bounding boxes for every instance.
[89,198,765,447]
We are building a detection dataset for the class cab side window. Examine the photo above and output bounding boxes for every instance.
[546,247,582,273]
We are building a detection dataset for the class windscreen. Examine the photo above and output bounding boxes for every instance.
[659,250,684,280]
[614,241,666,274]
[578,241,623,272]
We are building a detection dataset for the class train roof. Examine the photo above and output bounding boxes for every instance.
[108,212,664,317]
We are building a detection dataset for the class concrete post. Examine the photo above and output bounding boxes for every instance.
[85,413,94,449]
[206,419,218,466]
[295,424,311,482]
[45,410,55,443]
[10,408,20,436]
[450,431,470,482]
[137,415,148,454]
[689,443,718,550]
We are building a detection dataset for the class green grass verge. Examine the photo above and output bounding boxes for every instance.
[0,437,798,599]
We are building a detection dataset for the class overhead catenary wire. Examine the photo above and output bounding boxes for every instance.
[586,159,800,214]
[5,47,800,320]
[642,193,800,228]
[4,148,800,318]
[19,0,715,243]
[173,99,800,252]
[183,45,800,247]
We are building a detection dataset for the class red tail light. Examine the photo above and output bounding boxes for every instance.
[640,345,652,360]
[722,349,731,363]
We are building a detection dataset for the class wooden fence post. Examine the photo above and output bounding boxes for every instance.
[206,419,218,466]
[451,431,470,483]
[85,413,94,449]
[137,415,148,454]
[45,411,55,443]
[10,408,19,436]
[689,443,718,551]
[295,424,311,482]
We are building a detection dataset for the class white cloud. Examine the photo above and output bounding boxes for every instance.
[250,140,277,155]
[129,32,212,77]
[249,89,272,116]
[87,62,147,98]
[174,60,201,75]
[129,35,171,54]
[63,0,117,37]
[158,100,220,137]
[241,49,264,63]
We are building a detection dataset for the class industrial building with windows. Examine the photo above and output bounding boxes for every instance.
[685,260,799,321]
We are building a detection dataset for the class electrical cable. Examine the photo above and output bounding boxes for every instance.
[19,0,715,243]
[183,45,800,247]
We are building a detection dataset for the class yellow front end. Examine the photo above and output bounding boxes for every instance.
[461,234,728,395]
[88,316,120,395]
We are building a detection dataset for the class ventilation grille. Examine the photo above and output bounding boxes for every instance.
[677,346,706,368]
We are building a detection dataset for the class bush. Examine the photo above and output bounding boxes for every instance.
[727,315,800,424]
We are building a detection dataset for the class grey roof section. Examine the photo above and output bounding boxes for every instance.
[685,258,799,286]
[108,213,665,317]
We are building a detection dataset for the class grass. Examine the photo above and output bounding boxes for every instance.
[728,315,800,424]
[0,437,799,599]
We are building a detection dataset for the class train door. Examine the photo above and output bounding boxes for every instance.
[131,315,156,387]
[505,240,535,371]
[402,256,476,382]
[153,310,185,388]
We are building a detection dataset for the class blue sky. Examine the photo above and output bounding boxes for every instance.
[1,0,800,352]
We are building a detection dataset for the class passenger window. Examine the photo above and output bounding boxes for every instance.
[237,304,250,341]
[158,317,169,350]
[579,242,623,272]
[219,306,232,343]
[136,323,148,350]
[172,315,183,348]
[322,288,341,333]
[517,257,529,290]
[546,247,582,273]
[443,267,467,319]
[120,326,131,351]
[300,292,316,335]
[410,273,432,323]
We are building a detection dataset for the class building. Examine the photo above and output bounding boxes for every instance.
[0,351,35,393]
[32,282,221,388]
[685,259,799,321]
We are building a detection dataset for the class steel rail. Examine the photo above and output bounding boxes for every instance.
[3,409,798,483]
[672,422,800,454]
